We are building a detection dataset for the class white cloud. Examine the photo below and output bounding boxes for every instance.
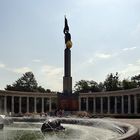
[13,67,32,74]
[77,0,121,7]
[39,65,63,91]
[0,63,5,68]
[131,24,140,39]
[119,63,140,78]
[95,53,112,59]
[122,47,137,51]
[32,59,41,63]
[82,52,113,68]
[87,58,95,64]
[137,59,140,64]
[41,65,63,76]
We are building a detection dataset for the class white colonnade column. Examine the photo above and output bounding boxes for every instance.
[4,96,7,115]
[93,97,96,114]
[34,97,37,113]
[19,96,21,114]
[49,97,52,112]
[79,97,81,111]
[86,97,88,111]
[115,96,117,114]
[12,96,14,114]
[122,96,124,114]
[101,97,103,114]
[42,97,44,113]
[134,94,137,114]
[128,95,131,114]
[27,97,29,113]
[108,96,110,114]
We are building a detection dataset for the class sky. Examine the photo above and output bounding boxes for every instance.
[0,0,140,92]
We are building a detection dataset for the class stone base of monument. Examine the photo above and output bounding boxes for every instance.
[58,93,79,111]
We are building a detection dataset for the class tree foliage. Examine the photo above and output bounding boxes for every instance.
[122,79,137,90]
[104,72,122,91]
[5,72,50,93]
[131,74,140,87]
[74,80,89,93]
[74,73,140,93]
[74,80,101,93]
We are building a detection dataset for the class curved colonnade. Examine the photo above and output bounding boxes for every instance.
[0,90,57,115]
[0,88,140,116]
[79,88,140,116]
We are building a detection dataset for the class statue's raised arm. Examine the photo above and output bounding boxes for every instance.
[63,16,72,48]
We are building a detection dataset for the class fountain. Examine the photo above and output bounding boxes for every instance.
[0,116,139,140]
[41,119,65,133]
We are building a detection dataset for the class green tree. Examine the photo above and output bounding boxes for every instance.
[131,74,140,87]
[5,72,38,92]
[88,80,101,92]
[104,72,122,91]
[37,86,46,93]
[46,89,51,93]
[98,82,104,91]
[122,79,137,89]
[74,80,102,93]
[74,80,90,93]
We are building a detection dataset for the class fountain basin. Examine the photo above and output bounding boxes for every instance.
[0,117,139,140]
[56,118,139,140]
[0,115,4,129]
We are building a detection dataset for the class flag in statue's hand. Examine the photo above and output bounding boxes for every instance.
[64,16,69,34]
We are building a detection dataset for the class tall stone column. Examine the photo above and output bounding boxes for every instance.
[108,96,110,114]
[134,95,137,114]
[63,48,72,94]
[42,98,44,113]
[122,96,124,114]
[63,16,72,94]
[4,96,7,115]
[49,97,52,112]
